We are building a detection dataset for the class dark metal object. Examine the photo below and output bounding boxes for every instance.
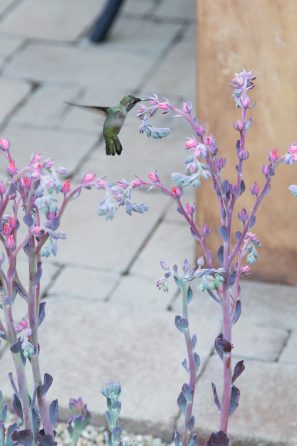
[89,0,125,43]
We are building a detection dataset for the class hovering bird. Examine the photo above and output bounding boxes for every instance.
[65,95,143,156]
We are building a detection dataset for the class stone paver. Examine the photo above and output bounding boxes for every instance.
[131,220,194,279]
[153,0,197,21]
[143,38,196,99]
[0,0,14,16]
[107,17,182,54]
[0,297,218,439]
[0,77,31,124]
[240,280,297,329]
[121,0,156,16]
[50,190,170,273]
[46,266,119,302]
[191,357,297,445]
[0,0,105,41]
[1,125,98,174]
[0,0,297,444]
[11,84,82,128]
[4,43,155,89]
[232,319,288,362]
[0,34,23,63]
[108,274,175,309]
[279,330,297,364]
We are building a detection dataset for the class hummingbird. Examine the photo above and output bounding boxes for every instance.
[65,95,143,156]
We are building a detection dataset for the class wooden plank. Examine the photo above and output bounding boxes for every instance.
[197,0,297,283]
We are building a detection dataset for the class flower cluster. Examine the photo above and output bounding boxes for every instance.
[101,381,123,446]
[156,258,224,293]
[67,397,91,446]
[15,319,34,359]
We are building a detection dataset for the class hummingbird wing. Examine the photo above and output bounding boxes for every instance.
[64,102,109,115]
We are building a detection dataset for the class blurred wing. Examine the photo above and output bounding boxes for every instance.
[64,102,109,115]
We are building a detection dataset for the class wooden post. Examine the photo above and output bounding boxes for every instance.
[197,0,297,284]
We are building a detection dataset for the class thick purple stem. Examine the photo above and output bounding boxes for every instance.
[181,282,196,446]
[28,243,54,437]
[0,273,33,431]
[219,283,232,433]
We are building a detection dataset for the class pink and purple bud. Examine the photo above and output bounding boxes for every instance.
[238,208,248,222]
[61,179,71,194]
[0,138,10,151]
[131,178,144,188]
[239,150,249,160]
[284,144,297,164]
[0,180,5,194]
[158,102,170,113]
[197,124,205,137]
[171,186,183,198]
[235,120,244,131]
[7,159,17,175]
[185,138,197,149]
[6,234,15,250]
[269,149,279,162]
[202,224,210,237]
[250,182,260,196]
[204,135,214,146]
[81,173,96,185]
[22,176,31,190]
[148,172,160,183]
[185,202,195,216]
[95,178,107,189]
[241,95,250,109]
[31,226,43,237]
[262,164,270,177]
[182,102,192,113]
[241,265,251,275]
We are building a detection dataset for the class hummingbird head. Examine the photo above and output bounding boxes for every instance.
[120,95,142,112]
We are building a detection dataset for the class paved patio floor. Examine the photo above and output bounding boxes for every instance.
[0,1,296,445]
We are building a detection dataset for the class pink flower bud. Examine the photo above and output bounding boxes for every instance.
[0,181,5,194]
[236,120,244,131]
[7,160,17,175]
[61,179,71,194]
[197,125,205,137]
[131,178,144,188]
[81,173,96,185]
[43,158,54,169]
[269,148,279,162]
[242,96,250,108]
[204,135,214,146]
[32,226,43,237]
[288,144,297,154]
[241,265,251,274]
[8,218,17,229]
[148,172,159,183]
[6,234,15,250]
[262,164,270,176]
[95,178,107,189]
[3,223,10,236]
[182,102,192,113]
[22,176,31,190]
[185,202,195,215]
[250,182,260,195]
[158,102,170,113]
[0,139,10,151]
[171,186,182,198]
[31,154,42,164]
[202,224,210,237]
[185,138,197,149]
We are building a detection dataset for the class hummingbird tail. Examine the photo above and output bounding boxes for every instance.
[105,136,123,156]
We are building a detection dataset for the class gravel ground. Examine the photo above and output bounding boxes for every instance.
[56,423,166,446]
